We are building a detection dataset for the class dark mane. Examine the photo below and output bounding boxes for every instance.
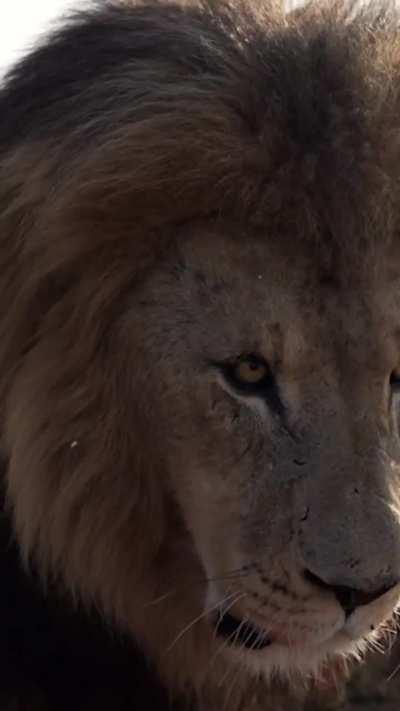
[0,1,399,406]
[1,1,399,231]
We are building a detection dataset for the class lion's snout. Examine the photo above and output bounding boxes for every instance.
[303,568,398,618]
[295,458,400,620]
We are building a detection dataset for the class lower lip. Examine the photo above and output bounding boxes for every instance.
[213,612,272,650]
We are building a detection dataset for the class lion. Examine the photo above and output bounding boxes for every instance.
[2,0,400,708]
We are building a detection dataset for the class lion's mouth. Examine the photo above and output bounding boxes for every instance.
[214,612,272,650]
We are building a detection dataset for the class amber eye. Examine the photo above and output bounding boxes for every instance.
[223,355,272,393]
[234,357,269,384]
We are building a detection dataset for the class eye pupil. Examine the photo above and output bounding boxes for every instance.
[233,356,269,387]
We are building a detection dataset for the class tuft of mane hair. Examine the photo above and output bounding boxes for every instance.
[1,1,400,709]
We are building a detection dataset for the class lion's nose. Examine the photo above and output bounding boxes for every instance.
[304,569,397,618]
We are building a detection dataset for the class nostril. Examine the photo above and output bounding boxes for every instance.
[304,569,397,618]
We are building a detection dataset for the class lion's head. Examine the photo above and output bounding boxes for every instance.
[2,0,400,708]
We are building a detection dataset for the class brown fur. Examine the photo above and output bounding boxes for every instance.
[2,1,400,709]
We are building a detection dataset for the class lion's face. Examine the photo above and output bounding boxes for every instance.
[4,0,400,702]
[130,222,400,676]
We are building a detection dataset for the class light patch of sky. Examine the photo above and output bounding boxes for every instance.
[0,1,309,76]
[0,1,79,76]
[0,0,374,77]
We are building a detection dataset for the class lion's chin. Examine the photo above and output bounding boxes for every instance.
[223,627,365,684]
[212,609,384,684]
[210,582,400,682]
[213,605,345,655]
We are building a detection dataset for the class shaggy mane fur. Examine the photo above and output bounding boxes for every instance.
[1,1,400,708]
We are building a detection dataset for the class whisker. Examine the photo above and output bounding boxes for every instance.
[221,621,248,710]
[145,590,177,608]
[163,590,240,656]
[386,658,400,683]
[253,623,269,653]
[204,593,250,684]
[222,621,253,711]
[213,592,248,641]
[368,637,386,654]
[214,638,242,689]
[197,592,249,691]
[144,566,256,609]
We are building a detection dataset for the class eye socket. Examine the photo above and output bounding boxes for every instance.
[223,354,272,393]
